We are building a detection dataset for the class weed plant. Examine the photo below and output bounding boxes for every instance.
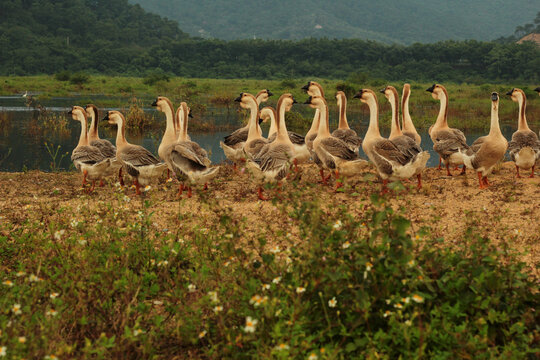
[0,184,537,359]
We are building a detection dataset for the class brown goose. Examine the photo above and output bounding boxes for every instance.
[85,104,123,185]
[221,89,272,148]
[305,95,368,189]
[104,111,167,195]
[302,81,325,154]
[332,91,362,152]
[354,89,429,192]
[426,84,469,176]
[247,94,297,200]
[264,107,309,165]
[506,88,540,178]
[401,84,421,144]
[461,92,507,189]
[175,101,193,140]
[69,106,111,192]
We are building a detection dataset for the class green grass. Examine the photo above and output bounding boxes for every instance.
[0,182,538,359]
[1,76,539,131]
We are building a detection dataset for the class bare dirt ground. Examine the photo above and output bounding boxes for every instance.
[1,161,538,277]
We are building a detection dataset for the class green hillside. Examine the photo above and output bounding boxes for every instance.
[130,0,538,44]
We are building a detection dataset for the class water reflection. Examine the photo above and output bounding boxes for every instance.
[0,95,521,171]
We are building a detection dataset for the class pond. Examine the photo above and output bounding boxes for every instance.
[0,95,519,172]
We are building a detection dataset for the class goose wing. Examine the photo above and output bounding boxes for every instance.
[120,145,161,167]
[331,129,362,149]
[168,143,208,175]
[433,129,469,160]
[223,126,248,147]
[71,145,107,165]
[90,139,116,158]
[319,137,358,161]
[391,135,422,160]
[254,143,292,179]
[509,130,540,161]
[373,139,411,166]
[268,131,305,145]
[245,138,268,157]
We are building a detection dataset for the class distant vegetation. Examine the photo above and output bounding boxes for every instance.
[132,0,539,44]
[0,1,538,82]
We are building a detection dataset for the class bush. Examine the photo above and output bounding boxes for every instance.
[143,71,170,86]
[69,72,89,85]
[54,70,71,82]
[279,79,296,89]
[336,82,357,98]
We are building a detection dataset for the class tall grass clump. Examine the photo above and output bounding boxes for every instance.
[124,97,157,132]
[0,187,537,359]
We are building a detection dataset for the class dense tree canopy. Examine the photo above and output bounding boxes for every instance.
[0,0,538,82]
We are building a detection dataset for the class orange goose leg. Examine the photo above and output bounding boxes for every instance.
[459,165,466,175]
[416,174,423,189]
[187,186,192,198]
[118,168,124,186]
[445,163,452,177]
[530,165,535,178]
[177,184,184,198]
[334,170,343,191]
[134,179,142,195]
[515,165,521,178]
[437,157,442,170]
[82,170,88,186]
[477,172,487,189]
[257,186,268,201]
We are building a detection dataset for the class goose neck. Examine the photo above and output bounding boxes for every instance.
[246,100,261,141]
[434,91,448,129]
[517,95,529,131]
[365,96,381,139]
[338,97,349,130]
[316,102,330,137]
[77,113,89,147]
[489,102,502,136]
[388,92,402,138]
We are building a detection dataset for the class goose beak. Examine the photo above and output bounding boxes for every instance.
[426,84,436,93]
[258,118,264,125]
[267,90,274,97]
[102,113,110,121]
[151,99,158,106]
[303,96,312,104]
[301,83,310,91]
[379,88,386,94]
[534,87,540,93]
[67,109,73,115]
[188,112,193,118]
[292,97,298,104]
[353,90,363,99]
[491,92,498,101]
[234,95,242,102]
[505,89,514,96]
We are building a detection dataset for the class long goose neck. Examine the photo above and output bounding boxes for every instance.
[175,108,183,134]
[308,109,320,136]
[388,91,402,138]
[435,90,449,129]
[517,94,529,131]
[182,106,189,140]
[402,86,414,132]
[163,103,175,137]
[337,95,349,130]
[246,100,261,141]
[317,102,330,137]
[276,101,291,143]
[268,111,278,137]
[365,95,381,139]
[77,113,89,147]
[88,111,99,140]
[115,117,127,148]
[489,101,502,136]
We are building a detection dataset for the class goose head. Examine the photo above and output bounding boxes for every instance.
[425,84,446,100]
[68,106,87,122]
[84,104,99,120]
[278,93,297,112]
[234,92,258,110]
[353,89,377,104]
[255,89,274,104]
[534,87,540,95]
[491,92,499,111]
[259,107,276,124]
[506,88,525,103]
[180,102,193,118]
[335,91,347,107]
[303,95,326,109]
[151,96,174,113]
[380,85,399,102]
[103,110,125,126]
[301,81,324,97]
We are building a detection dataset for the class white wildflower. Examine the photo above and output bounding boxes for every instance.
[333,220,342,230]
[328,297,337,308]
[244,316,258,333]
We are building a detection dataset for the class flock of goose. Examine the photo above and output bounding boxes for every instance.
[68,83,540,199]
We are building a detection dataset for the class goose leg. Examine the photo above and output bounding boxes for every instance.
[320,168,331,184]
[89,180,96,193]
[459,165,466,175]
[118,168,124,186]
[515,165,521,178]
[177,184,184,198]
[483,176,489,187]
[99,179,105,187]
[437,157,442,170]
[334,170,343,191]
[477,172,486,189]
[257,186,268,201]
[530,165,535,178]
[82,170,88,186]
[445,163,452,177]
[293,158,299,173]
[134,179,141,195]
[416,174,422,189]
[203,183,208,190]
[381,179,389,194]
[187,186,192,198]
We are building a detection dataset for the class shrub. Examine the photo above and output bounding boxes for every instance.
[143,71,170,86]
[54,70,71,82]
[336,82,357,98]
[69,72,89,85]
[279,79,296,89]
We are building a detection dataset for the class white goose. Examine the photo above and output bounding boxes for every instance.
[332,91,362,152]
[461,92,507,189]
[104,111,167,195]
[247,94,297,200]
[506,88,540,178]
[85,104,123,184]
[354,89,429,191]
[221,89,272,149]
[302,81,325,155]
[401,84,421,144]
[426,84,469,176]
[305,95,368,189]
[69,106,111,192]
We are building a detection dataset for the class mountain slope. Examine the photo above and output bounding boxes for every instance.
[130,0,539,44]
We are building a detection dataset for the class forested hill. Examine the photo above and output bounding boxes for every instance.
[0,0,188,74]
[130,0,538,44]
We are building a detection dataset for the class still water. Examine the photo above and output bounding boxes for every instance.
[0,95,518,172]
